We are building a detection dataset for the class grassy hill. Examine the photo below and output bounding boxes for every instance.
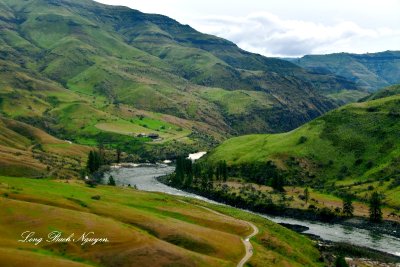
[207,86,400,208]
[0,58,225,159]
[363,84,400,101]
[0,116,92,178]
[289,51,400,92]
[0,0,362,144]
[0,176,323,267]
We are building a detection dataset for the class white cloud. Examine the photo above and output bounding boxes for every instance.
[95,0,400,57]
[191,13,400,57]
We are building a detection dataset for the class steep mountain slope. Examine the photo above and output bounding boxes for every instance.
[207,87,400,207]
[289,51,400,92]
[0,58,225,160]
[0,0,356,139]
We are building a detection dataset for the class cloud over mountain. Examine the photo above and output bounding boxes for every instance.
[193,12,400,57]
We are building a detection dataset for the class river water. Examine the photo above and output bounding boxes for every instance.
[110,164,400,257]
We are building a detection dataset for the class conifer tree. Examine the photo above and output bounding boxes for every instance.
[369,191,383,222]
[304,187,309,203]
[87,151,95,173]
[342,196,354,217]
[222,161,228,182]
[108,175,116,186]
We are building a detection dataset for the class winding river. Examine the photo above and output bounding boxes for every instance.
[110,164,400,257]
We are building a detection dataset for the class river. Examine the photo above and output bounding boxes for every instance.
[109,164,400,257]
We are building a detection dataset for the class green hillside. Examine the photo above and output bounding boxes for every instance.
[363,84,400,101]
[207,87,400,208]
[0,0,362,144]
[0,176,323,267]
[289,51,400,92]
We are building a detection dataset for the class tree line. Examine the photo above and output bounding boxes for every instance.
[166,157,384,223]
[172,158,285,192]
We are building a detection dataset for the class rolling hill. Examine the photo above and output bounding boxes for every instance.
[207,85,400,208]
[0,116,91,178]
[0,0,362,149]
[0,176,324,267]
[288,51,400,92]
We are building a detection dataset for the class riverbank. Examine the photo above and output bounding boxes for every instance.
[316,239,400,266]
[183,192,400,267]
[157,175,400,239]
[108,166,400,258]
[156,176,400,264]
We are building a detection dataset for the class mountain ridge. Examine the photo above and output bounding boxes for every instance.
[0,0,361,148]
[287,50,400,92]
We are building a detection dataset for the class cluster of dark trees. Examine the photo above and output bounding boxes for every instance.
[172,156,228,190]
[87,150,103,174]
[173,157,286,193]
[85,149,110,186]
[172,160,285,192]
[228,161,285,191]
[341,191,383,222]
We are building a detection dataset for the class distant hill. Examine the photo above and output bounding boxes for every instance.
[362,84,400,101]
[207,86,400,207]
[288,51,400,92]
[0,0,361,148]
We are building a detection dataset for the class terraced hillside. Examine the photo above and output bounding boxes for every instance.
[207,86,400,208]
[0,0,361,143]
[0,176,323,267]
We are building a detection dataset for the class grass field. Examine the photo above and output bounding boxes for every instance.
[0,176,323,267]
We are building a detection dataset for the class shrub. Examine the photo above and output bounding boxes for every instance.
[108,175,116,186]
[308,204,317,211]
[318,207,336,221]
[297,136,308,144]
[335,256,349,267]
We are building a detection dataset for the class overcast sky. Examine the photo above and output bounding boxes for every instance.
[95,0,400,57]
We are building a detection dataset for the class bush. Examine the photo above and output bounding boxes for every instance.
[297,136,308,144]
[335,256,348,267]
[85,179,97,188]
[108,175,116,186]
[354,158,363,166]
[91,195,101,200]
[318,207,337,221]
[365,160,374,169]
[308,204,317,211]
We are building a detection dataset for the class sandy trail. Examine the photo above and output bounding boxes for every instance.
[178,200,259,267]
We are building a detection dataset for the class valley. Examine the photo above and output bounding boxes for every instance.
[0,0,399,266]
